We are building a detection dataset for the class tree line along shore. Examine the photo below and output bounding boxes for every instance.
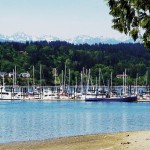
[0,41,150,87]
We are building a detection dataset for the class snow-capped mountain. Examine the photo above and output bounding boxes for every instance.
[0,32,135,44]
[0,34,8,42]
[0,32,61,43]
[8,32,33,42]
[67,35,134,45]
[32,35,60,42]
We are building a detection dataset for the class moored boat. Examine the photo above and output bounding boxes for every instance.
[85,96,137,102]
[0,86,21,100]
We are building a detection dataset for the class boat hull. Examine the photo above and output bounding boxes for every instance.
[85,96,137,102]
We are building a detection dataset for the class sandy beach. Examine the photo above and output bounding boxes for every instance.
[0,131,150,150]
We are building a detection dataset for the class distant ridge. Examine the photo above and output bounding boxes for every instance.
[0,32,136,45]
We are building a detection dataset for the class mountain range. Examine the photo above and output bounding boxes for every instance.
[0,32,135,45]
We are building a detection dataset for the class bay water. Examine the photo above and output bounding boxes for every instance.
[0,100,150,143]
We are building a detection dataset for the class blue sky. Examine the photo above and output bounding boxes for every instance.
[0,0,126,39]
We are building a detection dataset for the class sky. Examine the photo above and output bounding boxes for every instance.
[0,0,127,39]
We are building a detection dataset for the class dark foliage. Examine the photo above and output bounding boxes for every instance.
[0,41,149,85]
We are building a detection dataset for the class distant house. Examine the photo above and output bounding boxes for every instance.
[20,72,30,78]
[8,72,14,78]
[116,74,128,78]
[0,72,7,77]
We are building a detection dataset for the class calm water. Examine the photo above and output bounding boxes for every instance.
[0,100,150,143]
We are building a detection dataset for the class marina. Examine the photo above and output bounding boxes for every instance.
[0,85,150,102]
[0,0,149,149]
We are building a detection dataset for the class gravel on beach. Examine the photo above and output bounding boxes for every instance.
[0,131,150,150]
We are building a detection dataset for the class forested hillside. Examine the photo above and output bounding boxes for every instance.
[0,41,150,86]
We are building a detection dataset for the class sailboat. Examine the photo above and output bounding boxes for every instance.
[0,84,21,100]
[85,70,137,102]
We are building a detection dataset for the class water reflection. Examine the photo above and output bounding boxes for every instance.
[0,101,150,143]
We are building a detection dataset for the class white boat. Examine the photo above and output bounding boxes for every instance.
[0,86,21,100]
[43,88,59,100]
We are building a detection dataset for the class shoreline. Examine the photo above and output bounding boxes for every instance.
[1,131,150,150]
[1,98,150,102]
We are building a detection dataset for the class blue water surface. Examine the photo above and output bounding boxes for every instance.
[0,100,150,143]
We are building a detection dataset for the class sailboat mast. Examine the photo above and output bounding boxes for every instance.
[68,69,70,87]
[123,72,125,95]
[54,68,57,87]
[33,66,35,89]
[15,66,17,86]
[146,71,148,86]
[64,63,66,89]
[62,70,64,91]
[2,75,4,86]
[81,71,83,93]
[96,77,97,90]
[125,69,126,94]
[40,64,42,87]
[87,69,90,90]
[111,72,112,90]
[136,73,138,95]
[75,76,77,88]
[13,69,15,88]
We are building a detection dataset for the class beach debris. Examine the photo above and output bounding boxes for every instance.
[121,142,131,145]
[146,138,150,140]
